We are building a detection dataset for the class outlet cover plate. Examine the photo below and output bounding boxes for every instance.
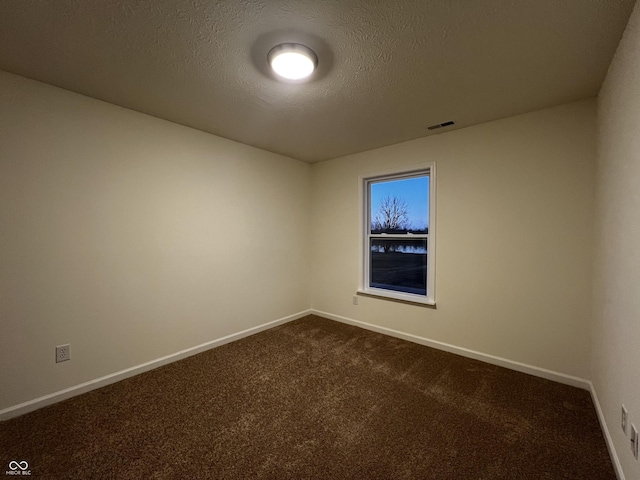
[622,405,629,434]
[56,344,70,363]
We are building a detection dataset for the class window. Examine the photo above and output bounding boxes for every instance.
[360,165,435,305]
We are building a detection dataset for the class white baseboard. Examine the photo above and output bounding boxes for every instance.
[589,382,625,480]
[311,309,591,390]
[0,309,312,421]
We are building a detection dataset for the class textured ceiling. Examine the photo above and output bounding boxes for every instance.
[0,0,635,162]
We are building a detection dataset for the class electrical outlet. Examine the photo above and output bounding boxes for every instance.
[622,405,628,434]
[56,344,70,363]
[352,295,359,305]
[632,424,639,460]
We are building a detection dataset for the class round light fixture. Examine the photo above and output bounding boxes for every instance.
[268,43,317,81]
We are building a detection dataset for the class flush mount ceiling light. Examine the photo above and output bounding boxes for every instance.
[268,43,317,81]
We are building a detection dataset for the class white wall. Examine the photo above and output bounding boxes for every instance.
[311,99,596,379]
[593,1,640,477]
[0,71,311,412]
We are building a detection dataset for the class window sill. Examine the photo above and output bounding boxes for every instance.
[356,288,436,307]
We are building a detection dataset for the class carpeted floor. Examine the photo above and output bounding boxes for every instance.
[1,315,614,479]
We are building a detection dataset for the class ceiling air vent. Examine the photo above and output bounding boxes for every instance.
[427,120,455,131]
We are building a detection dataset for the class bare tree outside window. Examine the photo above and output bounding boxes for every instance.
[371,195,413,253]
[372,195,410,233]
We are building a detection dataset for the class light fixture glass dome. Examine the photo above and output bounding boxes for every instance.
[268,43,317,81]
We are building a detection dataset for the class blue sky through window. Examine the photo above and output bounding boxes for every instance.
[370,175,429,230]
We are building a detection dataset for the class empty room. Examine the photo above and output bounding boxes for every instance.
[1,1,639,478]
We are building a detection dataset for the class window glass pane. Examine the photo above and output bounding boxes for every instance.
[370,238,427,295]
[370,176,429,234]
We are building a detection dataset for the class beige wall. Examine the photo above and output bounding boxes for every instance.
[311,99,597,379]
[0,71,311,411]
[593,1,640,477]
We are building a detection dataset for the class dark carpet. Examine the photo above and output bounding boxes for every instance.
[1,315,614,479]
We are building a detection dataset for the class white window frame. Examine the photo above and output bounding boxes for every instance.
[358,164,436,305]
